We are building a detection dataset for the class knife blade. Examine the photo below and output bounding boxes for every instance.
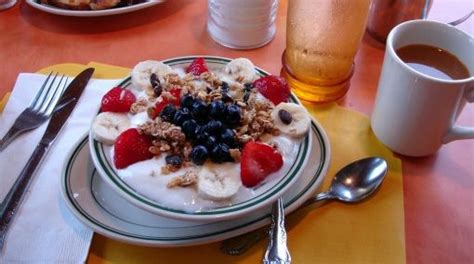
[0,68,95,251]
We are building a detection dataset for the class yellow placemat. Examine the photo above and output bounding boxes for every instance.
[0,92,9,113]
[2,63,405,264]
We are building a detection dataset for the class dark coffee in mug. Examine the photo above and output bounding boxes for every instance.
[396,44,471,80]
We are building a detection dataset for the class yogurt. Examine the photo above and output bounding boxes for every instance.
[113,135,300,212]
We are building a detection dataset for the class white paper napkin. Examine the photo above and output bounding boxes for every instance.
[0,73,120,263]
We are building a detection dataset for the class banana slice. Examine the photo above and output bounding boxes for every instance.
[197,164,242,201]
[92,112,131,145]
[271,103,311,138]
[224,58,257,83]
[131,60,174,91]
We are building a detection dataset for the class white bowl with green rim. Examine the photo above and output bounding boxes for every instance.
[89,55,319,222]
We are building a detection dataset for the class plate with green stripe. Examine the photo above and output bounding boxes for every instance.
[88,56,329,222]
[61,121,329,246]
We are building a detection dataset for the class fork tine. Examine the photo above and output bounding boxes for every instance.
[29,71,53,108]
[44,75,68,116]
[31,72,56,111]
[32,73,58,111]
[35,73,59,113]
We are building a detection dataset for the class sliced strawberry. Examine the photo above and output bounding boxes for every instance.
[186,57,209,76]
[253,75,290,105]
[114,128,153,169]
[101,87,136,113]
[152,87,182,118]
[241,142,283,187]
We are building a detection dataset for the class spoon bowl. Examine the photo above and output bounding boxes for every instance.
[328,157,387,202]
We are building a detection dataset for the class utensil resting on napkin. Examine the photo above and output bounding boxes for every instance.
[0,73,120,262]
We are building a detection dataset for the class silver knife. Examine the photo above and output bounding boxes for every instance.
[0,68,95,251]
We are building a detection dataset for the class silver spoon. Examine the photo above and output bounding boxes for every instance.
[263,197,291,264]
[220,157,388,256]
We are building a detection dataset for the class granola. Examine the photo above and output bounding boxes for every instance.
[167,171,198,188]
[130,98,149,114]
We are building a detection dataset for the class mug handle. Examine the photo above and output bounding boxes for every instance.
[443,86,474,143]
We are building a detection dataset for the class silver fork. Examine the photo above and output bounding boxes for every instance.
[0,73,68,151]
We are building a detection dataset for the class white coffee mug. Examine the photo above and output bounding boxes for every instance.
[371,20,474,157]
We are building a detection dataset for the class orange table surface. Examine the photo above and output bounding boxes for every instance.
[1,0,473,263]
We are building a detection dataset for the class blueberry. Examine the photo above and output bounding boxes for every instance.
[191,99,208,119]
[182,119,198,139]
[180,94,194,109]
[244,82,253,91]
[165,154,182,166]
[210,143,232,163]
[196,119,208,126]
[191,145,208,165]
[159,104,177,122]
[243,92,250,102]
[220,128,236,147]
[205,135,218,149]
[204,120,223,135]
[209,100,226,119]
[224,104,241,127]
[221,92,233,103]
[195,124,206,134]
[195,130,210,145]
[221,81,229,91]
[173,107,192,126]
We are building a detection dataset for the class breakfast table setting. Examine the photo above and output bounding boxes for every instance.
[0,0,473,263]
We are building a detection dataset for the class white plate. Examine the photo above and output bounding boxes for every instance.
[61,122,329,246]
[89,56,317,222]
[26,0,164,17]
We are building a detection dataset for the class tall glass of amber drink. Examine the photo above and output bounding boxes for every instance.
[282,0,371,103]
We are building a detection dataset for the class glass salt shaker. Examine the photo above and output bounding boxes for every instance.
[207,0,279,49]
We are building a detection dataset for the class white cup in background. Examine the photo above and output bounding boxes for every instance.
[371,20,474,157]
